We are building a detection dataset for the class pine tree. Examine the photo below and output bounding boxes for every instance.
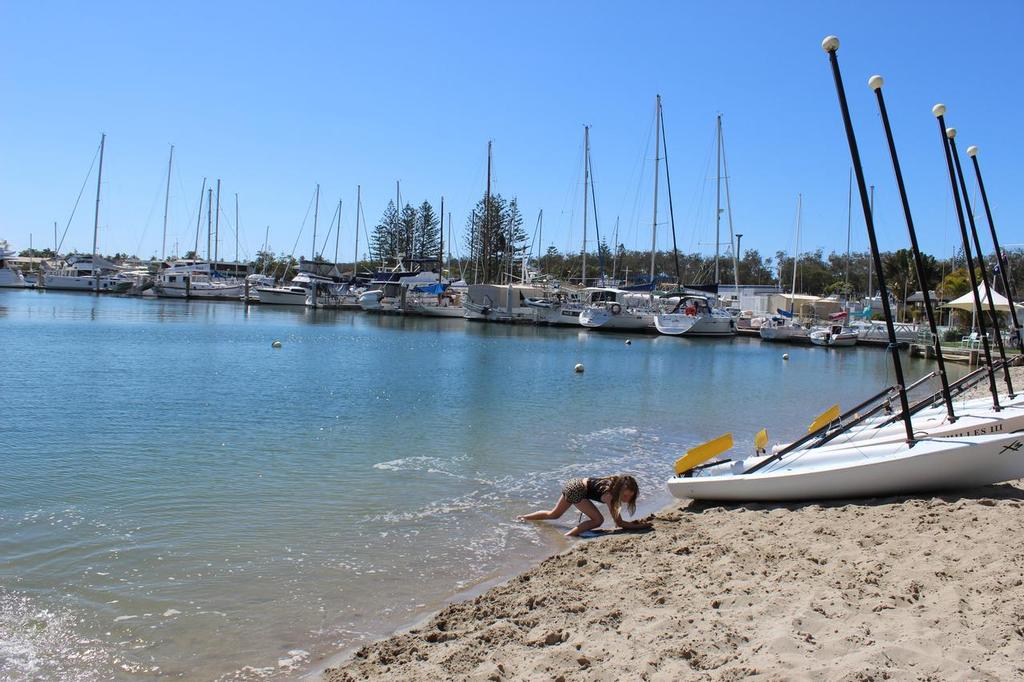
[414,201,440,261]
[399,203,417,259]
[370,200,401,264]
[464,193,527,283]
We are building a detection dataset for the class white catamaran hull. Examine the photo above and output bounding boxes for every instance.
[668,431,1024,502]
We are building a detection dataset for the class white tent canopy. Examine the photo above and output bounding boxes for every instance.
[943,285,1023,313]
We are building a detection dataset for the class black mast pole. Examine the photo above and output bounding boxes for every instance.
[949,132,1015,397]
[822,36,914,444]
[869,75,956,421]
[659,105,682,288]
[932,104,1001,410]
[968,145,1023,348]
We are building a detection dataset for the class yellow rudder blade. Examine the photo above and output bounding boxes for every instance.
[807,404,840,433]
[675,433,733,476]
[754,428,768,452]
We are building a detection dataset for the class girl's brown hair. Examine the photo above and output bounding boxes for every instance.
[601,475,639,516]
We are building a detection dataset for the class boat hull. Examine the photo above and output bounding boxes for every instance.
[655,313,735,336]
[667,431,1024,502]
[579,307,654,331]
[256,287,308,305]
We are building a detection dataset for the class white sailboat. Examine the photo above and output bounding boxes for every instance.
[0,241,27,288]
[655,293,736,336]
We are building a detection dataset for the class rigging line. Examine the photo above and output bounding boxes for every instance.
[318,201,341,258]
[57,142,102,254]
[627,107,656,252]
[275,187,317,280]
[135,167,167,257]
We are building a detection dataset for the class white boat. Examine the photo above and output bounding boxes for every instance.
[524,292,586,326]
[463,283,547,322]
[42,254,130,292]
[257,285,309,305]
[152,261,245,300]
[655,294,736,337]
[667,430,1024,502]
[809,324,858,347]
[850,319,918,345]
[0,241,26,288]
[758,315,809,343]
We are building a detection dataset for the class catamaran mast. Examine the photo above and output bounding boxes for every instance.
[823,35,914,444]
[581,125,590,288]
[649,95,661,301]
[934,105,1001,410]
[969,146,1023,347]
[207,189,213,264]
[948,128,1014,397]
[869,76,955,421]
[92,133,105,293]
[162,145,174,261]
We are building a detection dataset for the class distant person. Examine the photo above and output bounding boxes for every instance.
[518,475,652,537]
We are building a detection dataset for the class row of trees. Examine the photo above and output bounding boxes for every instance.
[533,244,1024,304]
[369,200,441,264]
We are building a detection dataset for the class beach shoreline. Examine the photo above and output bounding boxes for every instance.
[320,372,1024,680]
[323,484,1024,680]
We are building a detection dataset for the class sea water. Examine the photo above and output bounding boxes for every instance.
[0,289,963,680]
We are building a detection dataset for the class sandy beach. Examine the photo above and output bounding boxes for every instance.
[326,371,1024,681]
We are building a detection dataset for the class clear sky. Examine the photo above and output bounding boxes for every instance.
[1,1,1020,266]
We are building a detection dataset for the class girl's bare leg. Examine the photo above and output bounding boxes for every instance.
[566,499,604,537]
[519,494,571,521]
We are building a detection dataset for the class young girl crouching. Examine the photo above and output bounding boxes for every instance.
[519,474,652,537]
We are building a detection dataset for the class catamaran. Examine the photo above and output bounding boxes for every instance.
[665,36,1024,502]
[654,293,735,336]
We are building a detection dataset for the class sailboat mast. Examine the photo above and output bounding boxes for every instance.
[718,117,738,298]
[582,125,590,287]
[439,196,444,283]
[312,183,320,260]
[611,217,619,282]
[92,133,105,293]
[207,189,213,263]
[354,185,361,277]
[844,167,852,291]
[790,194,801,313]
[660,105,681,288]
[484,141,492,283]
[715,114,722,284]
[162,145,174,261]
[193,178,206,261]
[235,193,239,264]
[214,179,221,266]
[649,96,661,300]
[335,199,342,265]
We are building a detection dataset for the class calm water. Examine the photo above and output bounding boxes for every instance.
[0,289,958,680]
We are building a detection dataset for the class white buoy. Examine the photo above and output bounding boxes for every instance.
[783,353,790,361]
[574,363,585,373]
[272,340,282,349]
[625,339,632,345]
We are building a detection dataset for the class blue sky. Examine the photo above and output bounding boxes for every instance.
[1,1,1020,266]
